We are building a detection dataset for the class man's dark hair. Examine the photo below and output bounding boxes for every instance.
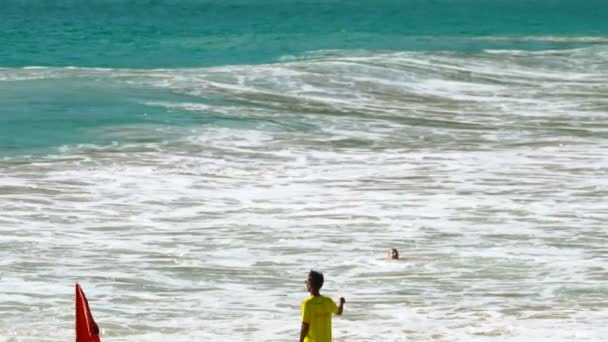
[308,270,324,290]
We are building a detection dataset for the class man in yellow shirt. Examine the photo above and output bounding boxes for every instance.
[300,270,345,342]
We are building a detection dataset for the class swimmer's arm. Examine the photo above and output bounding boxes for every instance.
[299,322,310,342]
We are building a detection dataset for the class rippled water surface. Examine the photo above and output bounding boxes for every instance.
[1,46,607,341]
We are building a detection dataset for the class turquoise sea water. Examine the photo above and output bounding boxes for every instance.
[2,1,608,341]
[1,0,608,155]
[2,0,606,68]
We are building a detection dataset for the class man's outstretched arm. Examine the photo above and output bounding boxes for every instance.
[299,322,310,342]
[336,297,345,315]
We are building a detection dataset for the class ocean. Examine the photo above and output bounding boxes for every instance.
[1,0,607,341]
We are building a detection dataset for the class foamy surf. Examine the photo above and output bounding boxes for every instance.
[1,46,607,341]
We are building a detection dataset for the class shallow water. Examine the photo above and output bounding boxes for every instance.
[2,0,608,340]
[1,46,608,341]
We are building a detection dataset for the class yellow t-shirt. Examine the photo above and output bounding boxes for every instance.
[301,295,338,342]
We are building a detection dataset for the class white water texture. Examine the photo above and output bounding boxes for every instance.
[1,47,608,341]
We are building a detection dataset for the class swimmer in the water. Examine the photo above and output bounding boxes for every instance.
[388,248,399,260]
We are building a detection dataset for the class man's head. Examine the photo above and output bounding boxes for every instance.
[306,270,324,293]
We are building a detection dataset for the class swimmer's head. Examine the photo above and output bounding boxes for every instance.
[389,248,399,260]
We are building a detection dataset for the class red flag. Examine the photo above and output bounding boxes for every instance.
[75,283,101,342]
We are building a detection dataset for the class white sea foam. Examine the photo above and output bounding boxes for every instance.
[1,46,608,341]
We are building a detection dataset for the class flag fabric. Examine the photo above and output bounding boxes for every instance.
[75,283,101,342]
